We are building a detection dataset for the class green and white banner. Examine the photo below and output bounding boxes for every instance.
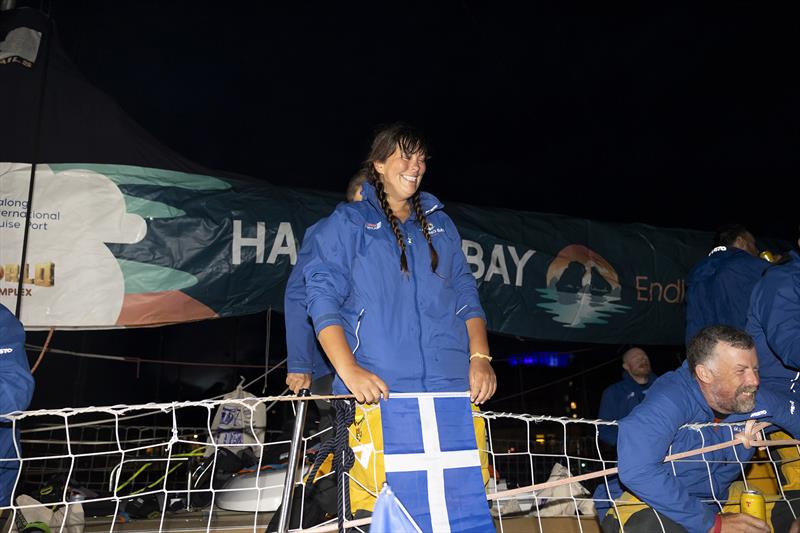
[0,162,710,344]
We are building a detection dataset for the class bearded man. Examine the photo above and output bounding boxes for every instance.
[600,326,800,533]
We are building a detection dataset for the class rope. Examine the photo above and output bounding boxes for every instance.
[29,327,54,374]
[306,427,337,484]
[489,420,791,500]
[273,394,355,402]
[302,399,355,533]
[24,344,285,370]
[335,400,355,533]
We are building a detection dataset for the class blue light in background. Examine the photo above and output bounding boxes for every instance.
[506,352,572,368]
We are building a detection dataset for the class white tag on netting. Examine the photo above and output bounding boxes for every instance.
[204,384,267,459]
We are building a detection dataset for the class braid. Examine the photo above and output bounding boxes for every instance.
[369,169,409,272]
[412,192,438,272]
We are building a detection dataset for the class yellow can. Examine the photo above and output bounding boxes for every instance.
[759,250,777,263]
[740,489,766,521]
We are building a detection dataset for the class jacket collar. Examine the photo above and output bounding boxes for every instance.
[361,181,444,221]
[679,362,717,420]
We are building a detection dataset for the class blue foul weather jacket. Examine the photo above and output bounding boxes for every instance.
[301,181,485,394]
[0,304,35,505]
[746,250,800,389]
[685,247,769,345]
[597,371,656,446]
[284,220,334,380]
[617,363,800,533]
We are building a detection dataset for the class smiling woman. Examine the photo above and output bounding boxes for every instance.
[301,123,496,404]
[365,124,433,273]
[296,122,498,515]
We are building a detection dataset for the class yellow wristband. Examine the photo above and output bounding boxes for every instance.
[469,352,492,362]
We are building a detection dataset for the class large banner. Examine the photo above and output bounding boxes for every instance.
[0,162,711,344]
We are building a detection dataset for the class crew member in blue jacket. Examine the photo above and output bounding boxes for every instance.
[285,224,335,393]
[284,172,366,395]
[0,304,35,506]
[746,242,800,391]
[601,326,799,533]
[597,347,656,447]
[301,123,496,403]
[685,224,770,345]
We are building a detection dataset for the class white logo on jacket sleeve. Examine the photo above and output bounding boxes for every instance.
[791,401,796,415]
[0,347,13,355]
[749,409,768,418]
[365,221,382,230]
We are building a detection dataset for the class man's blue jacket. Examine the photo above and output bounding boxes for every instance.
[284,220,334,380]
[597,371,656,446]
[616,363,800,533]
[746,250,800,388]
[301,181,485,394]
[0,304,35,505]
[685,247,769,345]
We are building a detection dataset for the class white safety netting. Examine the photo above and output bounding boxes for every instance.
[1,398,799,533]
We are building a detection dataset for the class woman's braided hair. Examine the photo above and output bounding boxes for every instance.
[364,123,438,273]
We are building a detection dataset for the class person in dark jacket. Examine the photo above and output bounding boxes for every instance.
[301,123,496,403]
[746,241,800,391]
[745,238,800,497]
[601,326,799,533]
[284,172,366,396]
[0,304,35,506]
[284,173,366,439]
[597,347,657,447]
[685,224,770,345]
[593,347,656,519]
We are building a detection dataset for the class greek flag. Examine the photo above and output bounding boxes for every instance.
[379,392,494,533]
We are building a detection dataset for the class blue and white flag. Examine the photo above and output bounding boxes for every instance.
[379,392,494,533]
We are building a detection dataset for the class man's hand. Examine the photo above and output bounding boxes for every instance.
[286,373,312,394]
[339,363,389,404]
[711,513,770,533]
[469,358,496,405]
[789,518,800,533]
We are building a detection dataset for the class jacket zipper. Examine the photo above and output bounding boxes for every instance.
[352,308,365,355]
[406,222,426,386]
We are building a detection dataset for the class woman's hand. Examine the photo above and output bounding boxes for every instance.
[469,358,496,405]
[286,373,312,394]
[339,363,389,404]
[318,325,388,403]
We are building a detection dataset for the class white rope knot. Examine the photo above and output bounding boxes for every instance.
[165,429,180,452]
[166,404,180,452]
[735,419,771,449]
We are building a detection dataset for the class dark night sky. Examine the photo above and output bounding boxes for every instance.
[40,1,800,241]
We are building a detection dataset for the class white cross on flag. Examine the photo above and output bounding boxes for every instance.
[379,392,494,533]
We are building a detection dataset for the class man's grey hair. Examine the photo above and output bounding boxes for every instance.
[686,325,754,376]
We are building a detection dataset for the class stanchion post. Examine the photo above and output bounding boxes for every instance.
[277,388,310,533]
